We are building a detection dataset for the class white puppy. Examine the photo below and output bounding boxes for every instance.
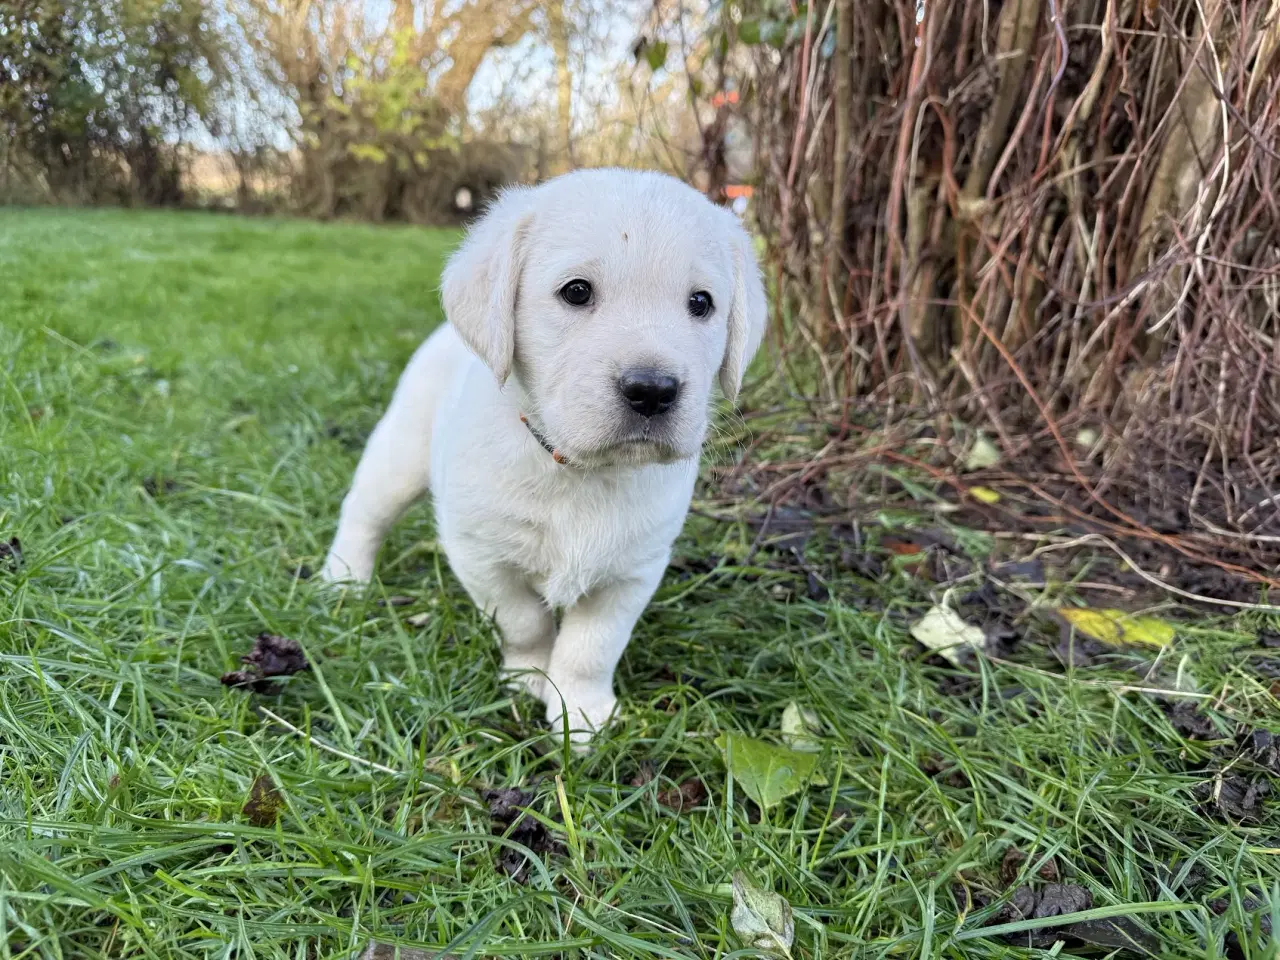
[320,168,767,741]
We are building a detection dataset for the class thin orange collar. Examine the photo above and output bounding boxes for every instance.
[519,414,570,465]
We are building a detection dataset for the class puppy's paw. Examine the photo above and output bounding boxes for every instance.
[317,552,373,588]
[544,684,618,747]
[500,661,549,700]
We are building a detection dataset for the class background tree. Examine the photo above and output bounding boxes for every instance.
[0,0,232,204]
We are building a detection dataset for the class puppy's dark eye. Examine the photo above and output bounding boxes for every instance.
[559,279,593,307]
[688,290,714,318]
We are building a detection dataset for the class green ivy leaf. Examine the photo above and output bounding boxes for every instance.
[717,732,818,809]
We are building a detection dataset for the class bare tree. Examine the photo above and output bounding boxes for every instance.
[237,0,539,219]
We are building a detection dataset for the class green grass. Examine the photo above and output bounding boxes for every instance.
[1,207,1277,959]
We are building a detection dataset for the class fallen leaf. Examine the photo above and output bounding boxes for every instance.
[717,732,819,810]
[1195,774,1270,822]
[965,434,1001,471]
[221,633,310,694]
[1066,917,1159,956]
[1057,607,1174,649]
[990,885,1157,955]
[994,886,1040,923]
[730,871,794,956]
[882,538,929,578]
[1241,729,1280,773]
[1164,701,1219,740]
[999,846,1059,884]
[377,595,416,608]
[242,774,283,827]
[1033,883,1092,918]
[780,701,821,751]
[910,605,985,667]
[656,779,707,812]
[969,486,1001,504]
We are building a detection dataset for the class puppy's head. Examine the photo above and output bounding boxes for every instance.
[440,169,767,468]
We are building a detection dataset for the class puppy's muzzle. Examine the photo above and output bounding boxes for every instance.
[618,368,680,418]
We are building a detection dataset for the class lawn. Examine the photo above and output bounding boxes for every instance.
[0,207,1276,960]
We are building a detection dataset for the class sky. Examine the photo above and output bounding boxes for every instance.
[194,0,649,153]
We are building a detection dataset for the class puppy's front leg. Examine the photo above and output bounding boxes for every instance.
[320,407,431,585]
[457,564,557,699]
[544,561,666,742]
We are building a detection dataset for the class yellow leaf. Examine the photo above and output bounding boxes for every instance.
[969,486,1001,504]
[1057,607,1175,648]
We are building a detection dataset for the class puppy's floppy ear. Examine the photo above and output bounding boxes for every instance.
[717,211,769,402]
[440,186,535,384]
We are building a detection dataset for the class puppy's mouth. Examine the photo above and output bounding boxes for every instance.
[597,437,690,465]
[567,428,698,467]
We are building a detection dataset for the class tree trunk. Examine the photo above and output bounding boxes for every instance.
[547,0,574,175]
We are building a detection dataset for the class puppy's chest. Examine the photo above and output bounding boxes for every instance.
[510,497,663,606]
[462,478,676,607]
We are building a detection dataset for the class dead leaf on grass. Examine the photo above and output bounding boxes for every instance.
[999,846,1059,884]
[1067,917,1160,956]
[1164,701,1219,740]
[911,605,985,667]
[730,871,794,956]
[1240,729,1280,773]
[780,701,821,751]
[990,884,1159,954]
[656,779,707,812]
[1057,607,1175,649]
[1195,774,1270,822]
[1033,883,1092,918]
[883,538,931,578]
[242,774,283,827]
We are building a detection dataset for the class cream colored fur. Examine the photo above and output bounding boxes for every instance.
[320,168,767,743]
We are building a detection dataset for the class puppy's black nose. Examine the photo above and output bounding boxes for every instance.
[619,368,680,418]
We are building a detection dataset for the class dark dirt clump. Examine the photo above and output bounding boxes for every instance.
[221,633,310,694]
[481,786,563,882]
